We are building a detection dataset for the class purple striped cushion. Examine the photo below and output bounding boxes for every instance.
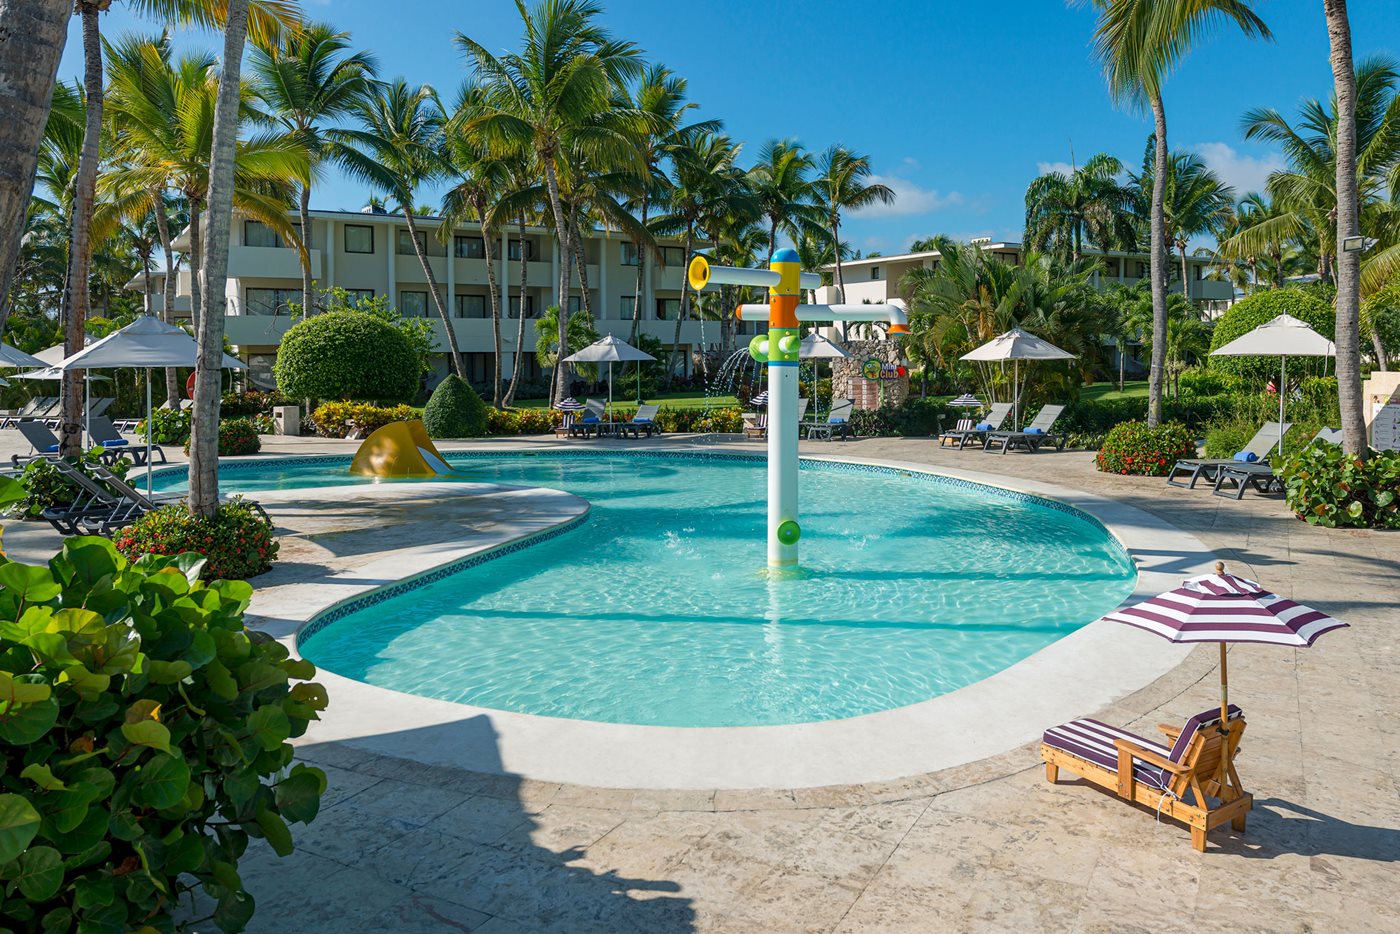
[1043,718,1171,789]
[1167,704,1243,763]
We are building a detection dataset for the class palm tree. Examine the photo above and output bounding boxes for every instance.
[1079,0,1270,427]
[746,138,822,258]
[500,156,542,407]
[455,0,643,403]
[339,78,465,377]
[250,22,377,316]
[1325,0,1368,457]
[0,0,71,336]
[1219,192,1293,289]
[1023,152,1137,263]
[1130,147,1234,302]
[441,97,509,406]
[812,145,893,303]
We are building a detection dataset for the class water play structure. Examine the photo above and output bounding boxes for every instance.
[350,419,452,477]
[687,249,909,568]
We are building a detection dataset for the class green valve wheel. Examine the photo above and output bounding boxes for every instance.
[776,519,801,545]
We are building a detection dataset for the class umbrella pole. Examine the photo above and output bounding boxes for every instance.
[145,368,152,495]
[1219,641,1230,732]
[1279,355,1286,457]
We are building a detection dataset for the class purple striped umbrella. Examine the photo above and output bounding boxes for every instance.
[1102,561,1347,727]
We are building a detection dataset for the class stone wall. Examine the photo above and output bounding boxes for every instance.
[831,340,909,409]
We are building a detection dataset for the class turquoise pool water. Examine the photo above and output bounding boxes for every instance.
[155,454,1137,727]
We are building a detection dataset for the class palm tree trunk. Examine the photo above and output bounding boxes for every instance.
[630,194,647,343]
[0,0,69,336]
[1325,0,1367,458]
[189,0,250,517]
[401,209,465,378]
[188,200,203,329]
[1179,243,1191,304]
[669,225,694,384]
[831,217,845,301]
[1369,328,1389,370]
[767,219,777,259]
[298,181,314,314]
[151,189,182,405]
[569,207,592,321]
[503,214,528,406]
[481,211,502,407]
[1146,95,1170,429]
[541,155,571,404]
[60,2,104,458]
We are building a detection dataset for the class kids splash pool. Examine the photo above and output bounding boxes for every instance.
[154,452,1137,728]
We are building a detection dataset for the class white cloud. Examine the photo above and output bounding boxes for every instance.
[1035,161,1076,177]
[851,175,963,218]
[900,156,921,171]
[1191,142,1286,195]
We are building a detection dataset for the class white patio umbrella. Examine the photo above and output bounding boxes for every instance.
[1210,314,1335,456]
[961,328,1077,430]
[17,342,107,447]
[563,334,656,419]
[0,344,46,369]
[799,333,849,417]
[58,316,246,492]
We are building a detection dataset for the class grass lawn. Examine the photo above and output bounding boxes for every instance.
[1079,380,1149,401]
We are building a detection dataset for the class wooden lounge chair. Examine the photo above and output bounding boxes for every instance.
[984,404,1066,454]
[1041,705,1251,852]
[744,410,768,439]
[940,402,1012,449]
[554,411,577,439]
[1166,422,1288,489]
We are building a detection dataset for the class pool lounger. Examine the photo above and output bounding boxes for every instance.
[983,404,1066,454]
[1166,421,1288,489]
[939,402,1012,449]
[1210,427,1340,500]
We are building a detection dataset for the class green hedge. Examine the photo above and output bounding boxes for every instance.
[273,312,419,403]
[1208,288,1335,383]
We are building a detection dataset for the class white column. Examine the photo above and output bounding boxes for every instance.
[768,361,799,568]
[324,219,335,286]
[597,235,608,324]
[387,221,396,309]
[501,227,509,317]
[445,224,456,318]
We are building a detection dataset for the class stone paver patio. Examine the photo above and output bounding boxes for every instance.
[3,433,1396,931]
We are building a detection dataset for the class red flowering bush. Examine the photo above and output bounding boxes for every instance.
[114,496,279,579]
[1096,420,1197,476]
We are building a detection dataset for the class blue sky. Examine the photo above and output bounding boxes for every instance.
[60,0,1400,256]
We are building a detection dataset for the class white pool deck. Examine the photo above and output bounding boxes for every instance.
[228,444,1206,790]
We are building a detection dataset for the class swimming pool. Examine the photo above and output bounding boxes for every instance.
[155,453,1137,728]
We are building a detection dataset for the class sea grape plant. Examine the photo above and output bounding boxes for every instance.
[0,537,328,932]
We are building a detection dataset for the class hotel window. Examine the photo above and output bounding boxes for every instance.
[507,295,536,319]
[507,239,533,261]
[655,298,679,321]
[344,224,374,254]
[619,295,636,319]
[397,229,427,256]
[455,294,487,319]
[244,287,298,316]
[567,296,583,314]
[869,266,881,281]
[621,242,640,266]
[244,221,284,248]
[345,288,375,303]
[400,290,428,317]
[454,235,485,259]
[657,246,685,266]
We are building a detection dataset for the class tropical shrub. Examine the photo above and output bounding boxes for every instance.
[1208,288,1335,383]
[16,451,129,520]
[1095,420,1197,476]
[653,406,743,434]
[422,375,488,439]
[220,389,291,421]
[182,418,261,457]
[1178,368,1244,397]
[1281,443,1400,528]
[114,497,280,580]
[138,406,192,445]
[486,408,558,435]
[308,402,418,439]
[273,311,418,403]
[0,537,327,931]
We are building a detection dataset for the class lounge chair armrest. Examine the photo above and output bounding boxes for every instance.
[1113,738,1186,773]
[1156,724,1184,741]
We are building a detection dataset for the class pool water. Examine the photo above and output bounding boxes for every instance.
[156,454,1137,727]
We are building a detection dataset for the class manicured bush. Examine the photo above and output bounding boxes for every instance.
[1178,368,1245,397]
[138,406,192,445]
[1208,288,1335,383]
[0,536,326,931]
[114,496,280,579]
[17,450,130,520]
[308,401,418,438]
[422,375,488,439]
[273,311,419,403]
[1282,443,1400,528]
[1095,420,1197,476]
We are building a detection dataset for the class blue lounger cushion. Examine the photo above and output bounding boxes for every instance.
[975,422,994,430]
[1023,427,1044,435]
[1233,450,1258,462]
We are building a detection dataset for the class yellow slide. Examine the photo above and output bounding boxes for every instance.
[349,419,453,478]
